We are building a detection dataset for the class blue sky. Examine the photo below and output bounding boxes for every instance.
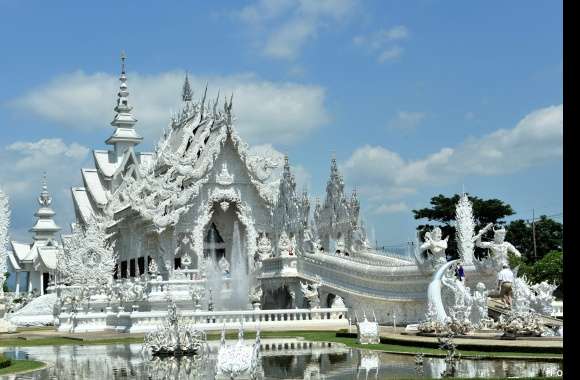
[0,0,563,246]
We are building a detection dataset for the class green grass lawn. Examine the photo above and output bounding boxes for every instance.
[0,331,563,361]
[0,359,45,375]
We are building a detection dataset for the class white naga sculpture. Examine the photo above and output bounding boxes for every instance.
[475,224,521,271]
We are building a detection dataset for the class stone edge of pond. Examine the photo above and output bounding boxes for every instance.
[0,330,564,362]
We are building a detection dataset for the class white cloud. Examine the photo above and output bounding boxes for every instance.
[354,26,409,63]
[0,138,91,242]
[387,111,425,130]
[9,71,330,145]
[343,104,563,203]
[377,46,404,63]
[374,202,408,214]
[237,0,355,60]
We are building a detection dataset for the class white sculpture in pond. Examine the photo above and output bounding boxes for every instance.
[215,323,261,378]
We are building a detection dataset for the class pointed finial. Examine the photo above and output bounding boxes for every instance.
[182,72,193,102]
[120,50,127,74]
[41,171,48,191]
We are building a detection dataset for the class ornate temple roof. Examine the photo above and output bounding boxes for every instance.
[71,55,286,233]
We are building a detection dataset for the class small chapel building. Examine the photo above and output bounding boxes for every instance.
[6,178,61,295]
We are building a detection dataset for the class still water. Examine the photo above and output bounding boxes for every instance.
[0,339,562,379]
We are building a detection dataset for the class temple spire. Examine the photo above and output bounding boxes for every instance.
[106,51,143,156]
[30,173,60,241]
[182,72,193,102]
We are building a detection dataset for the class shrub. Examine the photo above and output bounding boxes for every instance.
[0,354,11,369]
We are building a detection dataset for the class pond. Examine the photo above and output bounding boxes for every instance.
[0,339,563,379]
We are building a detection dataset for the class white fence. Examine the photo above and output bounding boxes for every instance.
[57,307,349,333]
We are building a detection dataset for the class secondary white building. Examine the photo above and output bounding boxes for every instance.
[7,178,61,295]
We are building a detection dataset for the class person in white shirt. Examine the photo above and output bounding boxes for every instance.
[496,263,514,307]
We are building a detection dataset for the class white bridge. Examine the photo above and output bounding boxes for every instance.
[259,251,495,324]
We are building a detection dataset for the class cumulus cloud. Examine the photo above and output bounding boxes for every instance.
[387,111,425,130]
[237,0,355,60]
[354,25,409,63]
[0,138,91,241]
[343,104,563,203]
[9,71,330,145]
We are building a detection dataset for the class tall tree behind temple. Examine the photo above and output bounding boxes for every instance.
[413,194,515,259]
[506,216,563,263]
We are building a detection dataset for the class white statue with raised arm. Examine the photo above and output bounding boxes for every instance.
[475,224,521,270]
[419,227,449,261]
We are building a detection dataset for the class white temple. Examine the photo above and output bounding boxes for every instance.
[5,54,532,332]
[6,176,61,295]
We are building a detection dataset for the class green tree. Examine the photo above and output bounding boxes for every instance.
[413,193,515,259]
[506,216,563,263]
[509,251,563,298]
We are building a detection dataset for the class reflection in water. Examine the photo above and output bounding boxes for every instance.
[0,341,562,379]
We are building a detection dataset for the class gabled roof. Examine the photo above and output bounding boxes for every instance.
[94,150,121,178]
[6,250,21,271]
[10,241,31,261]
[71,187,96,224]
[34,245,58,271]
[82,168,109,207]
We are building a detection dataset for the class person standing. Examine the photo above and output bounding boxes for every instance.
[497,263,514,307]
[455,262,465,283]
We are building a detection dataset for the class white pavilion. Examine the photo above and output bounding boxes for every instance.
[7,177,61,295]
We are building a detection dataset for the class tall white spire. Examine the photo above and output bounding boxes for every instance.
[182,72,193,102]
[106,51,143,157]
[29,173,61,241]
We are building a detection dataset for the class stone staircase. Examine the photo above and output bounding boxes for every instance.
[487,298,563,327]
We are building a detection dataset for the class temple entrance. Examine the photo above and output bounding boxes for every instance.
[203,223,226,260]
[202,203,248,274]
